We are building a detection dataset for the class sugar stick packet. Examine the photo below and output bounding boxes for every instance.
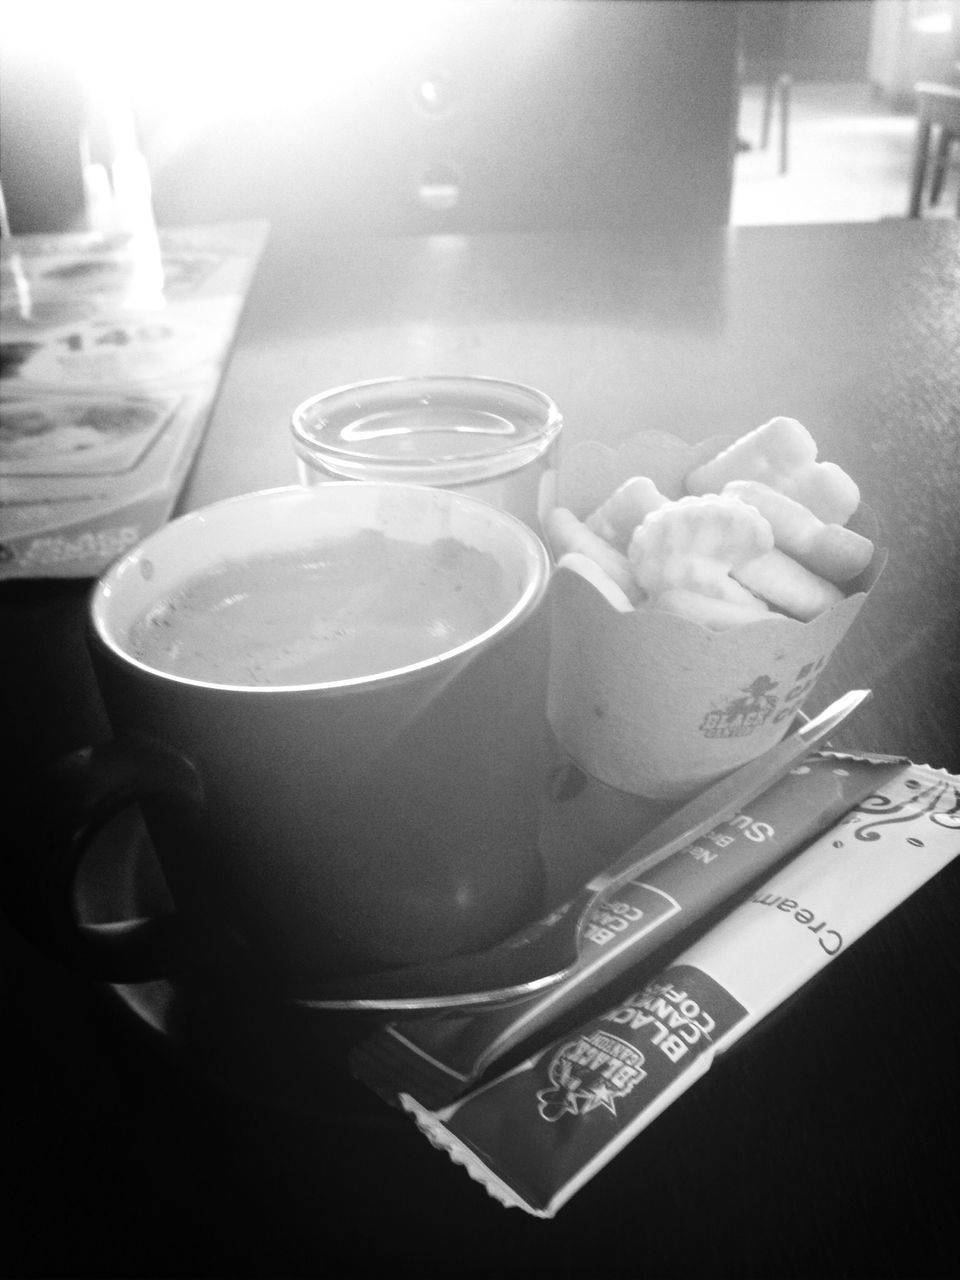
[352,753,905,1108]
[400,761,960,1217]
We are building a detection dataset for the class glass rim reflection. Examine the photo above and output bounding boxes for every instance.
[291,374,563,482]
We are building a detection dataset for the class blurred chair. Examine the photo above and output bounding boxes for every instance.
[738,0,792,175]
[907,82,960,217]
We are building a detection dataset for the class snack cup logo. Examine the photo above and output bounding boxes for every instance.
[699,674,781,739]
[698,661,825,740]
[537,1031,647,1122]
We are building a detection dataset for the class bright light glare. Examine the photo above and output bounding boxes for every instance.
[2,1,463,123]
[911,14,953,35]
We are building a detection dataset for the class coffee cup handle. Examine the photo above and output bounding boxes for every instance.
[19,734,202,983]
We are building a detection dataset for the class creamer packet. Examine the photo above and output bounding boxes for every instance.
[401,760,960,1216]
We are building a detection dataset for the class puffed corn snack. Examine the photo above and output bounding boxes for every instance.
[548,419,874,629]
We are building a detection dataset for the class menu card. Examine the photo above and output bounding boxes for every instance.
[0,220,268,579]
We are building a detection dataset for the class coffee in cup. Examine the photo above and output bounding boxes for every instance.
[127,529,515,687]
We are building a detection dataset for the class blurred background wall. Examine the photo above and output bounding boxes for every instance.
[140,0,740,236]
[1,1,741,239]
[6,1,954,242]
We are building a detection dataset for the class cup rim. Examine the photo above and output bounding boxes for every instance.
[92,482,551,694]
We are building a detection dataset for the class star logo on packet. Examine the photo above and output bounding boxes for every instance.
[536,1031,647,1122]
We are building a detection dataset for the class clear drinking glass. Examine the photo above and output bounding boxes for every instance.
[291,375,563,530]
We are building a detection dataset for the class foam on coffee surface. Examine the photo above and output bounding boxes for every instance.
[129,530,512,685]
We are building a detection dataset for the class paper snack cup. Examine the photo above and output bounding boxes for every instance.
[547,432,886,800]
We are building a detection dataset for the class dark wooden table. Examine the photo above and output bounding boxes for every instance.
[3,220,959,1278]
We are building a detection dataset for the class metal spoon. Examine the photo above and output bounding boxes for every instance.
[294,688,871,1011]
